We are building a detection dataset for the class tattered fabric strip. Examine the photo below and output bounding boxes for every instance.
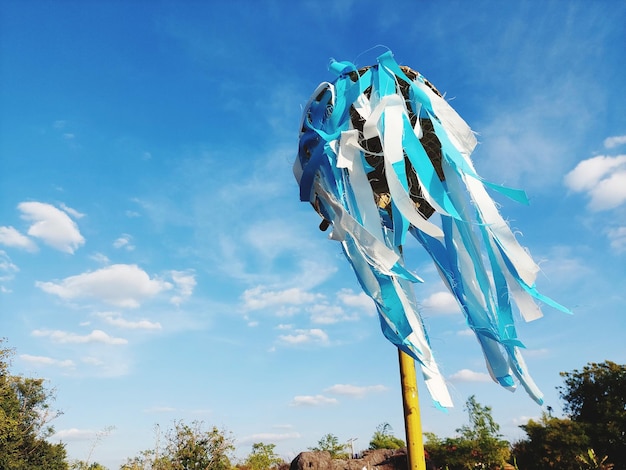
[294,51,571,408]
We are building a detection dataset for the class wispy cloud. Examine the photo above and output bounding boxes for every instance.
[604,134,626,149]
[511,415,540,427]
[97,312,162,330]
[113,234,135,251]
[170,270,196,306]
[336,288,374,313]
[308,303,357,325]
[242,286,323,311]
[0,226,37,252]
[324,384,387,398]
[90,252,110,264]
[608,227,626,253]
[523,348,550,358]
[18,201,85,253]
[58,203,85,219]
[0,250,19,285]
[32,329,128,345]
[289,395,338,407]
[448,369,492,383]
[278,328,329,346]
[20,354,75,369]
[36,264,172,308]
[239,432,302,444]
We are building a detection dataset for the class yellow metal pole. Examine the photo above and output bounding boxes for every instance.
[398,349,426,470]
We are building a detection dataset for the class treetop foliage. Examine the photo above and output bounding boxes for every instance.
[425,395,510,469]
[368,423,405,450]
[559,360,626,468]
[121,420,235,470]
[308,434,349,459]
[512,360,625,470]
[242,442,284,470]
[0,339,68,470]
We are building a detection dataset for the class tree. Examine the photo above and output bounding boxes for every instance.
[455,395,510,467]
[0,339,69,470]
[121,420,234,470]
[424,396,510,469]
[243,442,283,470]
[559,361,626,468]
[511,412,590,470]
[368,423,405,450]
[70,462,108,470]
[308,434,349,459]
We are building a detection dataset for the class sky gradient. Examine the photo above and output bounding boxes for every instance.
[1,1,625,468]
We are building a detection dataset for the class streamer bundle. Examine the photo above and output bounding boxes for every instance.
[294,51,570,408]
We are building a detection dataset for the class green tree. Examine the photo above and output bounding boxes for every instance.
[308,434,349,459]
[424,396,510,469]
[121,420,234,470]
[70,462,108,470]
[511,412,590,470]
[0,340,68,470]
[243,442,283,470]
[368,423,405,450]
[559,361,626,468]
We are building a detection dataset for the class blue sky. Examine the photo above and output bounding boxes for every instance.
[1,1,625,468]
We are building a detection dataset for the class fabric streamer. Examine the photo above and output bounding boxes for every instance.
[294,51,571,409]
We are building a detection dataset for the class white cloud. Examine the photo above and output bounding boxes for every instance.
[523,348,550,358]
[586,170,626,210]
[53,428,99,441]
[113,234,135,251]
[0,226,37,252]
[32,329,128,345]
[604,134,626,149]
[448,369,492,383]
[564,155,626,211]
[244,219,302,260]
[170,270,196,306]
[20,354,75,369]
[308,303,357,324]
[97,312,162,330]
[0,250,19,283]
[512,415,540,426]
[336,288,375,313]
[289,395,338,407]
[82,357,104,366]
[324,384,387,398]
[36,264,172,308]
[58,203,85,219]
[476,109,566,190]
[90,252,110,264]
[278,328,329,345]
[457,329,474,337]
[421,291,460,315]
[18,201,85,253]
[242,286,323,311]
[239,432,302,444]
[608,226,626,253]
